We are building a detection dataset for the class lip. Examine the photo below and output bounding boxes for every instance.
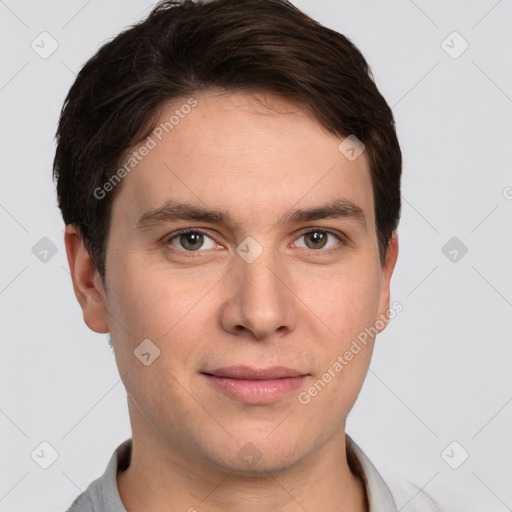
[202,365,308,404]
[205,365,305,380]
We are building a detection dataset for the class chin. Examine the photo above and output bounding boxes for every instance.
[202,435,309,478]
[214,453,303,478]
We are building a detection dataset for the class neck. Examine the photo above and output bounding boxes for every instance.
[117,415,368,512]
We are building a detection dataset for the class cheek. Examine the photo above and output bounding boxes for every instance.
[295,267,381,427]
[303,261,382,343]
[105,254,218,381]
[104,261,210,425]
[295,262,381,402]
[106,254,202,339]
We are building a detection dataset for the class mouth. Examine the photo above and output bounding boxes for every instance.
[201,365,308,404]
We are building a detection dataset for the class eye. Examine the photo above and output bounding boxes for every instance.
[166,229,219,252]
[293,229,343,251]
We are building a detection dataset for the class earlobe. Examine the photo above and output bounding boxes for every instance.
[376,231,399,333]
[64,225,110,334]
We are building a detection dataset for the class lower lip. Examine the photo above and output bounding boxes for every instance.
[203,375,307,404]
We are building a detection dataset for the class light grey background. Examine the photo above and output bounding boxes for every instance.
[1,1,511,511]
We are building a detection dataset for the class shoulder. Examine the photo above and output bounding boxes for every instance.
[65,478,106,512]
[65,491,99,512]
[379,469,442,512]
[64,439,131,512]
[346,435,453,512]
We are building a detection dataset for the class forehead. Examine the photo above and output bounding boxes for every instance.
[111,90,374,231]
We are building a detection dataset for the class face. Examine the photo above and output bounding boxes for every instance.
[68,89,398,475]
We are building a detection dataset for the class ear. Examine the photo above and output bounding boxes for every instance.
[64,225,109,333]
[376,231,399,333]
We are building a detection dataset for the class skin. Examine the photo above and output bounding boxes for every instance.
[65,89,398,512]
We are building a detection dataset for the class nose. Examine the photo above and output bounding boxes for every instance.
[219,246,298,341]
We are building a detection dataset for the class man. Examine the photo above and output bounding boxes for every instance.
[55,0,440,510]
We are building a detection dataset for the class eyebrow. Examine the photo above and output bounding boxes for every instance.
[135,198,367,231]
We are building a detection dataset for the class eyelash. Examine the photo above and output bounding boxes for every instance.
[163,227,346,257]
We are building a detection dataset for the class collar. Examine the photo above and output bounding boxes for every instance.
[346,434,398,511]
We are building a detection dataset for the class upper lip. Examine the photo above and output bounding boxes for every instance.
[203,365,306,380]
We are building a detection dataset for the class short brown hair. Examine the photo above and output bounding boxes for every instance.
[53,0,401,281]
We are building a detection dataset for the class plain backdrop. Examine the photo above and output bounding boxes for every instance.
[0,0,511,511]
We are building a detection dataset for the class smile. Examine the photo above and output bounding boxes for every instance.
[202,366,308,404]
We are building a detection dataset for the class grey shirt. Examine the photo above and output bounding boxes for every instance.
[66,435,440,511]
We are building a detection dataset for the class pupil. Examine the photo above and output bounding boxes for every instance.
[181,232,203,250]
[307,231,327,249]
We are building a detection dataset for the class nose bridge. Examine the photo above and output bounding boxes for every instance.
[238,248,281,302]
[226,239,295,338]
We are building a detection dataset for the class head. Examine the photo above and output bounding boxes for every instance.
[56,0,401,475]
